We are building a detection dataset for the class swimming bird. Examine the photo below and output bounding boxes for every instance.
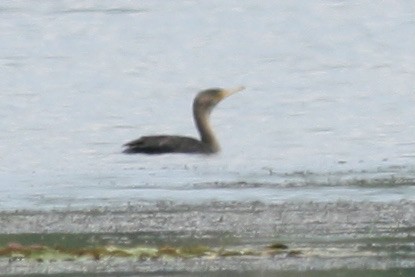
[123,86,245,154]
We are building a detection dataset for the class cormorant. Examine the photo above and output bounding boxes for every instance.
[123,86,245,154]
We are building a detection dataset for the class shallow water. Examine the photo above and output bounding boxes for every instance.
[0,0,414,275]
[1,201,414,275]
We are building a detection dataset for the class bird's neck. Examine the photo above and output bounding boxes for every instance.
[193,108,220,152]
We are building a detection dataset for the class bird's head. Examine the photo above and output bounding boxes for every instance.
[194,86,245,114]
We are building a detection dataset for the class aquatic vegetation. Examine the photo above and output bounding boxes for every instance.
[0,242,297,262]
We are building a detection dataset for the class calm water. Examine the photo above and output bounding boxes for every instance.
[1,0,414,210]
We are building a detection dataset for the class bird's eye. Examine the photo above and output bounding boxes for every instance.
[201,96,212,105]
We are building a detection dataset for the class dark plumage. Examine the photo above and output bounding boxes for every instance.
[123,136,211,154]
[123,86,245,155]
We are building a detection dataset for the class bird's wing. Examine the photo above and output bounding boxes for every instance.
[123,135,202,154]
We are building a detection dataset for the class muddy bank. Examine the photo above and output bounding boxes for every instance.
[0,200,414,275]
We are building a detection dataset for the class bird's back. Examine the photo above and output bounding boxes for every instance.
[123,135,213,154]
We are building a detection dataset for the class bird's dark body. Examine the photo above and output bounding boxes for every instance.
[122,86,244,155]
[123,135,213,154]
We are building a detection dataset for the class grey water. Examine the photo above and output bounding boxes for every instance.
[1,0,414,211]
[1,1,415,275]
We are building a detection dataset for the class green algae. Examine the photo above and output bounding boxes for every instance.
[0,242,296,262]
